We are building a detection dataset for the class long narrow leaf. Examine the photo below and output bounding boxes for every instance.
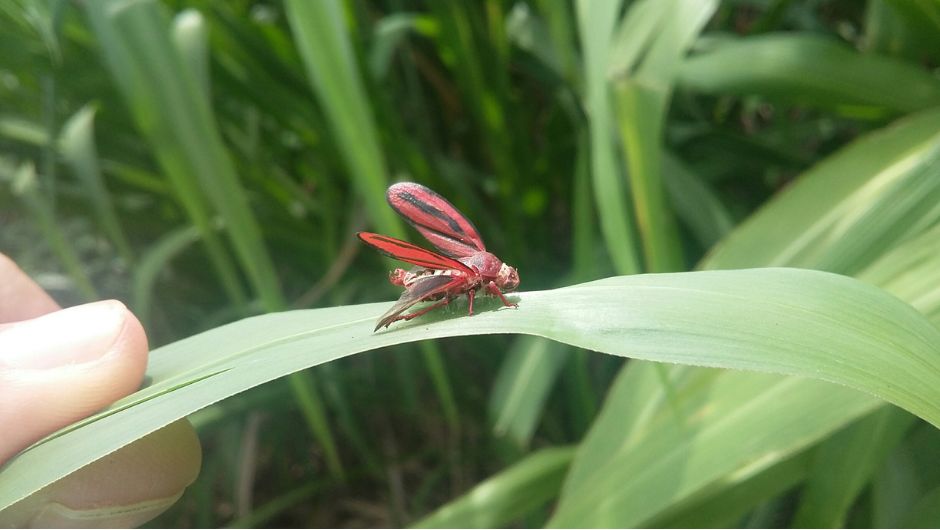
[677,33,940,114]
[58,104,134,265]
[84,0,251,308]
[551,107,940,527]
[284,0,403,238]
[550,370,879,527]
[611,0,716,272]
[703,107,940,273]
[2,268,940,513]
[488,336,569,447]
[576,0,639,275]
[413,446,575,528]
[792,407,915,527]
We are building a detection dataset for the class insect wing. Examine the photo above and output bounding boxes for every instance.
[375,274,463,330]
[358,232,473,274]
[387,182,486,257]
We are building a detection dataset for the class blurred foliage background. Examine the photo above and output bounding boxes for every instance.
[2,0,940,527]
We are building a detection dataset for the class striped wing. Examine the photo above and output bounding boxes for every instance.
[386,182,486,257]
[375,274,463,331]
[357,232,473,274]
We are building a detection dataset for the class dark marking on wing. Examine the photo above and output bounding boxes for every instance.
[399,191,465,236]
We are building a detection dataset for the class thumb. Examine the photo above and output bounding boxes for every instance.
[0,300,148,464]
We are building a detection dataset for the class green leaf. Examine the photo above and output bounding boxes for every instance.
[2,268,940,513]
[412,446,575,528]
[576,0,640,275]
[84,0,345,479]
[506,4,561,76]
[647,452,811,528]
[551,106,940,528]
[865,0,940,64]
[662,150,733,250]
[904,485,940,528]
[867,422,940,527]
[677,33,940,114]
[369,13,423,80]
[58,104,135,265]
[611,0,715,272]
[702,107,940,274]
[171,9,209,101]
[131,224,201,329]
[6,161,97,300]
[550,369,878,527]
[859,222,940,321]
[792,407,915,528]
[285,0,403,238]
[549,363,883,527]
[84,0,256,308]
[488,336,569,448]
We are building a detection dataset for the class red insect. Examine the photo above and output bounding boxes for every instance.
[358,182,520,331]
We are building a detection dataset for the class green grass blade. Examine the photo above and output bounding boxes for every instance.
[83,1,348,481]
[488,336,569,448]
[486,135,595,450]
[2,268,940,512]
[571,132,599,280]
[412,446,575,528]
[606,0,668,77]
[533,0,578,83]
[647,453,811,528]
[293,0,468,449]
[506,4,563,82]
[870,423,940,527]
[559,360,698,490]
[8,162,97,300]
[610,0,716,272]
[224,481,324,529]
[613,82,681,271]
[0,116,47,146]
[285,6,461,434]
[84,0,250,308]
[131,224,201,329]
[429,1,522,206]
[521,0,577,83]
[786,226,940,528]
[284,0,403,238]
[171,9,209,100]
[286,371,344,479]
[702,107,940,273]
[418,342,460,433]
[866,0,940,64]
[859,223,940,321]
[0,0,63,63]
[576,0,639,275]
[903,486,940,528]
[369,13,424,81]
[677,33,940,114]
[549,370,882,527]
[792,407,915,528]
[662,150,733,249]
[58,104,135,265]
[93,0,284,310]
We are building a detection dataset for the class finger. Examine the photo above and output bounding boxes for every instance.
[0,253,60,322]
[0,300,148,464]
[0,419,202,528]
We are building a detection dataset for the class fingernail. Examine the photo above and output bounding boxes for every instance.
[0,300,127,370]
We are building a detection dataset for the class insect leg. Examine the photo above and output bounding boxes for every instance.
[395,297,453,324]
[486,281,518,308]
[467,288,475,316]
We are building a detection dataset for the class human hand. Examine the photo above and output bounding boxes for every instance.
[0,254,201,527]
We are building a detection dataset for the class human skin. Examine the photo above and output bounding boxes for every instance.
[0,253,201,527]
